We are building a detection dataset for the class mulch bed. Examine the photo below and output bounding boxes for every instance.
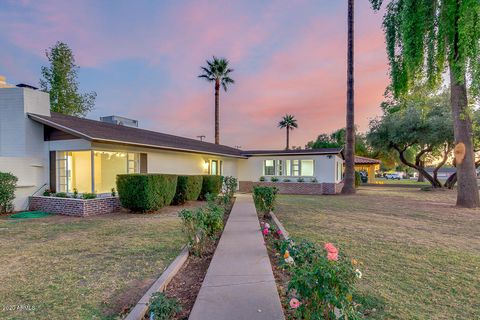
[160,200,235,319]
[259,214,293,319]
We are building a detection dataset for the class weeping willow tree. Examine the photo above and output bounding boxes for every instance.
[370,0,480,207]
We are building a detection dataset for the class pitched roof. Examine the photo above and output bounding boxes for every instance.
[355,155,381,165]
[28,112,245,158]
[241,148,343,156]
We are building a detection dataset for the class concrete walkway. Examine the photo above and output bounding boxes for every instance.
[189,194,284,320]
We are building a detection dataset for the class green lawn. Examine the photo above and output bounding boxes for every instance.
[0,204,198,320]
[371,178,430,185]
[274,187,480,320]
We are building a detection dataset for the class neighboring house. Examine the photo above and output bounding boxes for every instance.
[354,156,381,182]
[0,84,344,210]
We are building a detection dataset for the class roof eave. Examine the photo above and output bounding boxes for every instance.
[28,113,247,159]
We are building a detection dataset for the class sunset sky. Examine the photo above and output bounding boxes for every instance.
[0,0,389,149]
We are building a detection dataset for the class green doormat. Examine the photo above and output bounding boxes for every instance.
[9,211,52,219]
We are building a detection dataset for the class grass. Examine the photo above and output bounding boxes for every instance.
[274,186,480,320]
[371,178,430,185]
[0,203,201,320]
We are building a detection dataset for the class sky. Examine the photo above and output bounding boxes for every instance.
[0,0,389,149]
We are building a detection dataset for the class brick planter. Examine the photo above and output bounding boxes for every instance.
[239,181,343,195]
[29,196,121,217]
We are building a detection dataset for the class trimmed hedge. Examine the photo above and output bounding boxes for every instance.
[172,175,203,205]
[117,174,178,212]
[0,172,18,213]
[199,175,223,200]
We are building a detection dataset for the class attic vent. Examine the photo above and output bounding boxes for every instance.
[100,115,139,128]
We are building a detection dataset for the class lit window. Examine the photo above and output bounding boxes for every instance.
[264,160,275,176]
[211,160,218,175]
[285,160,291,176]
[301,160,314,176]
[275,160,283,176]
[292,160,300,176]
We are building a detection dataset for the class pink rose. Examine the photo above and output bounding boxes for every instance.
[324,243,338,254]
[289,298,301,309]
[277,229,283,235]
[262,228,269,235]
[327,251,338,261]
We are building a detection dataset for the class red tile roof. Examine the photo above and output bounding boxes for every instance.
[355,155,381,165]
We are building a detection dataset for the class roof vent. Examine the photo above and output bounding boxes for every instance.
[100,115,139,128]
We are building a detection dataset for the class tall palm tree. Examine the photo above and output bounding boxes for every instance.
[278,114,298,150]
[342,0,356,194]
[198,56,234,145]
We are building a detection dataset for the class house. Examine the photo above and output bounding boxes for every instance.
[0,83,345,210]
[354,155,381,182]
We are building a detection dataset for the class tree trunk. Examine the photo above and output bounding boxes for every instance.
[417,160,425,182]
[342,0,356,195]
[394,145,442,188]
[286,127,290,150]
[445,159,480,189]
[448,4,479,207]
[433,144,452,186]
[214,79,220,145]
[449,68,479,207]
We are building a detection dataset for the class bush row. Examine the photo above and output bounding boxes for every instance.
[116,174,224,212]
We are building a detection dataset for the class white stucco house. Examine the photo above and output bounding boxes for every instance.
[0,84,345,210]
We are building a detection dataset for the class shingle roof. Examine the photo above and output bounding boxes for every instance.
[241,148,343,156]
[28,112,245,158]
[354,155,381,165]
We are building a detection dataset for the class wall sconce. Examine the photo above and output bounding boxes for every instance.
[203,161,210,173]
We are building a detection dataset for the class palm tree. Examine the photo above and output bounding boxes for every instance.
[278,114,298,150]
[198,56,234,145]
[342,0,356,194]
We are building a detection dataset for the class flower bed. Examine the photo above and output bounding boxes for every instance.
[29,195,120,217]
[254,186,363,319]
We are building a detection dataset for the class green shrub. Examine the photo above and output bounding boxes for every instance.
[73,188,79,198]
[148,292,181,320]
[253,186,278,219]
[355,171,361,187]
[0,172,18,213]
[270,176,279,182]
[199,175,223,200]
[172,175,203,205]
[55,192,68,198]
[42,189,51,197]
[82,193,97,200]
[286,240,361,319]
[259,176,266,181]
[117,174,178,212]
[222,176,237,201]
[204,200,225,237]
[111,188,116,197]
[297,177,305,182]
[179,207,207,256]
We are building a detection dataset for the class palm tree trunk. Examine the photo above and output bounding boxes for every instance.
[215,80,220,144]
[286,127,290,150]
[342,0,356,194]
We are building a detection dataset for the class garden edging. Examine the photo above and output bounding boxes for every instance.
[270,211,290,240]
[125,246,190,320]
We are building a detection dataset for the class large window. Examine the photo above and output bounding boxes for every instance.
[210,160,223,175]
[57,151,92,193]
[264,160,275,175]
[301,160,314,176]
[94,151,139,194]
[263,159,315,177]
[57,150,140,194]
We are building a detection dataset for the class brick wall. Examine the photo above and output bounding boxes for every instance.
[29,196,121,217]
[239,181,343,195]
